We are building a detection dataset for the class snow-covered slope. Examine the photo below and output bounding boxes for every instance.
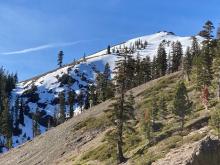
[8,31,203,149]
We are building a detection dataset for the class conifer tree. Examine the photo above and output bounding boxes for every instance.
[77,91,84,112]
[0,97,13,149]
[107,45,111,54]
[135,52,143,86]
[201,85,209,110]
[58,92,66,123]
[151,56,159,79]
[19,99,24,126]
[196,21,214,89]
[68,90,75,118]
[151,97,159,125]
[156,43,167,76]
[125,56,136,89]
[167,52,172,74]
[173,81,192,137]
[172,41,183,72]
[199,20,215,40]
[191,36,200,63]
[196,45,213,89]
[143,110,153,144]
[142,56,152,83]
[32,107,41,138]
[158,94,168,119]
[104,52,135,164]
[57,50,64,67]
[88,84,97,108]
[96,63,114,102]
[14,97,20,133]
[183,47,193,81]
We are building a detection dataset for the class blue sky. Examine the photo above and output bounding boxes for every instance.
[0,0,219,81]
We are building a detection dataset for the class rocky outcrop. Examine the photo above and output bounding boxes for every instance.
[153,135,220,165]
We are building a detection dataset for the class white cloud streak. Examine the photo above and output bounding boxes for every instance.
[1,39,97,55]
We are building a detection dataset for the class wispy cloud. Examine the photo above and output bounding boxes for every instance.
[1,39,98,55]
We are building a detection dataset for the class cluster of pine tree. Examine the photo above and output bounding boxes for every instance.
[0,68,18,151]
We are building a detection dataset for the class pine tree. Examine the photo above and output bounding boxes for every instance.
[151,97,159,125]
[143,110,153,144]
[19,99,24,126]
[57,50,64,67]
[167,51,172,74]
[151,56,159,79]
[201,85,209,110]
[32,107,41,138]
[96,63,114,102]
[107,45,111,54]
[14,97,20,133]
[142,56,152,83]
[158,95,168,119]
[173,81,192,137]
[58,92,66,123]
[103,63,114,99]
[125,56,136,89]
[104,52,135,164]
[172,41,183,72]
[196,45,213,89]
[135,52,143,86]
[191,36,200,64]
[156,43,167,76]
[0,97,13,149]
[196,21,214,89]
[183,47,193,81]
[68,90,75,118]
[88,84,97,108]
[77,91,84,112]
[199,20,215,40]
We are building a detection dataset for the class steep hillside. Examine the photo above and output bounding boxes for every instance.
[0,71,218,165]
[6,31,203,150]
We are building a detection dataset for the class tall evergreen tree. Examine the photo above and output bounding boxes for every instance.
[142,56,152,83]
[158,94,168,119]
[57,50,64,67]
[104,52,135,164]
[156,43,167,76]
[0,97,12,149]
[151,56,159,79]
[88,84,97,108]
[32,107,41,138]
[135,52,143,86]
[183,47,193,81]
[19,99,24,126]
[58,92,66,123]
[68,90,75,118]
[172,41,183,72]
[143,109,153,145]
[173,81,192,138]
[151,97,159,125]
[107,45,111,54]
[196,21,214,89]
[199,20,215,40]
